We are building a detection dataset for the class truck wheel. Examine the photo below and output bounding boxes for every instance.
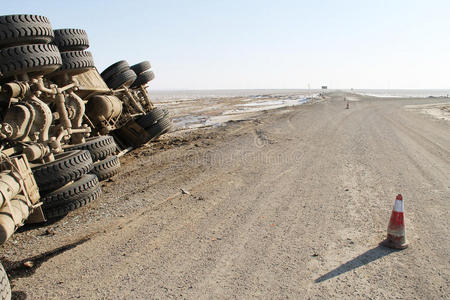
[100,60,129,82]
[0,44,61,78]
[0,263,10,300]
[135,108,166,128]
[32,150,93,193]
[146,116,173,140]
[92,155,120,181]
[54,50,94,75]
[41,174,101,219]
[131,70,154,88]
[130,61,151,75]
[64,135,116,162]
[0,14,53,48]
[106,69,137,89]
[53,28,89,51]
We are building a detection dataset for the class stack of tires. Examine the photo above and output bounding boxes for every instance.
[63,135,121,182]
[31,150,101,219]
[0,14,62,81]
[128,61,172,139]
[135,107,172,141]
[100,60,137,90]
[51,27,95,76]
[130,61,155,88]
[101,60,172,144]
[100,60,155,90]
[132,61,172,140]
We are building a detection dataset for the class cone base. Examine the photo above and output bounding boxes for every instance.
[380,238,408,250]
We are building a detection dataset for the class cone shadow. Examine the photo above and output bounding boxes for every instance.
[315,245,397,283]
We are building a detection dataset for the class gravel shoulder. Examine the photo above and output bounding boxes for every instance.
[2,92,449,299]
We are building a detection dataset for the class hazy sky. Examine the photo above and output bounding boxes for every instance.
[2,0,449,89]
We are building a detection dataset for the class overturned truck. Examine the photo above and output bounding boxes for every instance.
[0,14,173,298]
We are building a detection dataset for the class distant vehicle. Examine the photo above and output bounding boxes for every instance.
[321,86,328,90]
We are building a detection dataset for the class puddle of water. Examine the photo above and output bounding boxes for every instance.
[173,114,249,129]
[172,115,209,129]
[195,104,226,113]
[225,98,311,115]
[205,115,248,127]
[168,93,318,130]
[237,98,309,107]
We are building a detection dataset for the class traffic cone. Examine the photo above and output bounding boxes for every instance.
[381,194,408,249]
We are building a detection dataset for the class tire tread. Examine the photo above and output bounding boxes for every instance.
[42,174,101,219]
[0,44,61,77]
[0,14,54,48]
[32,150,93,193]
[92,155,121,181]
[53,28,89,51]
[64,135,116,161]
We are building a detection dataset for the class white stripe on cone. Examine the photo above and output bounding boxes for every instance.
[393,198,404,212]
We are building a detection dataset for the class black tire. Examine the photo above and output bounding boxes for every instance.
[92,155,120,181]
[64,135,117,162]
[100,60,129,82]
[54,50,94,75]
[131,70,155,88]
[130,61,151,75]
[53,28,89,51]
[0,44,61,78]
[32,150,93,193]
[106,69,137,89]
[135,108,166,128]
[0,14,54,48]
[41,174,101,219]
[146,117,173,140]
[0,263,10,300]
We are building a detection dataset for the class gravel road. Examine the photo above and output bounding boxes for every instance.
[2,92,449,299]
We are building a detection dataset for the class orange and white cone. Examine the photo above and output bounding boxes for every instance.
[381,194,408,249]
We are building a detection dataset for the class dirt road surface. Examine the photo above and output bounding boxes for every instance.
[2,92,449,299]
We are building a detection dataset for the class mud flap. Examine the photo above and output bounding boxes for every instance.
[112,119,152,149]
[27,206,46,223]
